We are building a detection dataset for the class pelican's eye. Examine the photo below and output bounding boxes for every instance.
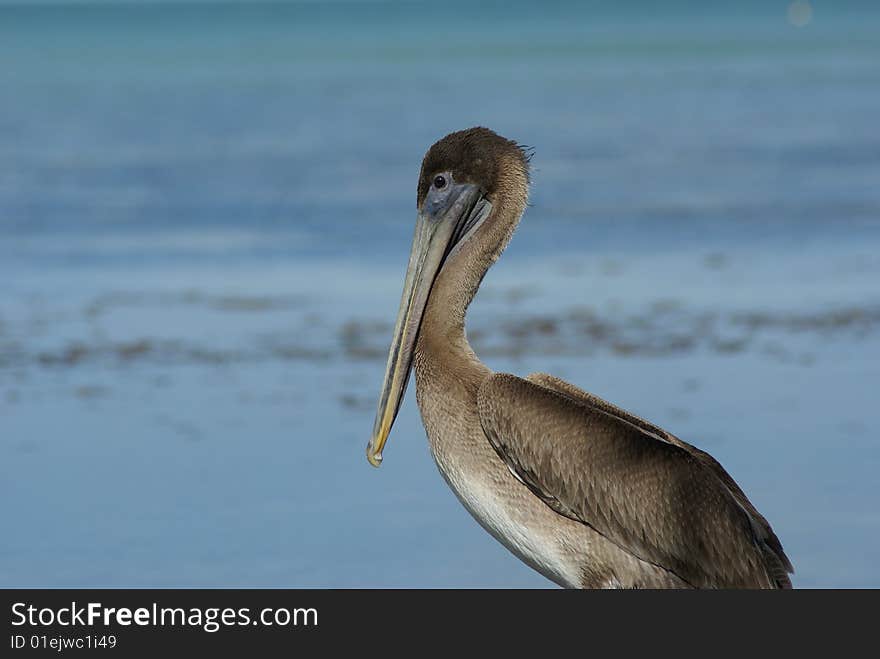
[433,175,447,190]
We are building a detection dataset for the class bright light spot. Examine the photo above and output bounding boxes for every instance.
[787,1,813,27]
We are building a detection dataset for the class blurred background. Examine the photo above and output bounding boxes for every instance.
[1,0,878,587]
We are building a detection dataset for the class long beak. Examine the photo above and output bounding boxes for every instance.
[366,182,488,467]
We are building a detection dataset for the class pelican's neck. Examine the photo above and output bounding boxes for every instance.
[416,192,525,372]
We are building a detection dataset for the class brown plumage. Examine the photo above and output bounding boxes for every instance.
[368,126,793,588]
[417,126,530,206]
[480,374,792,588]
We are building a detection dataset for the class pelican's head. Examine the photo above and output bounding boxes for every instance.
[366,127,530,467]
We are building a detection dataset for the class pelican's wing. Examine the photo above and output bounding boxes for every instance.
[477,373,793,589]
[526,372,793,580]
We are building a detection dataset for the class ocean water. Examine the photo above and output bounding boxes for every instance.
[1,1,879,587]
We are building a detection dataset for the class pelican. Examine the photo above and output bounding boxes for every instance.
[366,127,793,588]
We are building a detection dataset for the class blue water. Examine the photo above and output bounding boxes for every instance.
[1,1,879,587]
